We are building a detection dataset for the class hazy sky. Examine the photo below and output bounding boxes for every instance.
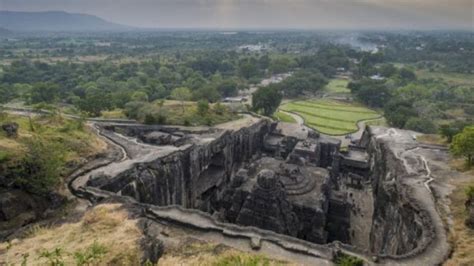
[1,0,473,29]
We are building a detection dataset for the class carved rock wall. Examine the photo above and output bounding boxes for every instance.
[96,120,272,210]
[365,131,425,255]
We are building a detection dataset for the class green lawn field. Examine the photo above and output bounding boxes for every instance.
[273,111,297,123]
[324,79,350,93]
[280,99,381,135]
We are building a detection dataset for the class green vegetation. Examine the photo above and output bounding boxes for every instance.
[450,126,474,167]
[125,100,239,126]
[252,86,282,116]
[74,241,108,266]
[334,253,364,266]
[0,113,102,195]
[273,111,297,123]
[466,186,474,200]
[324,79,350,94]
[415,69,474,86]
[349,67,473,134]
[280,99,380,135]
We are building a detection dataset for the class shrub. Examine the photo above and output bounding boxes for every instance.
[0,150,10,163]
[197,100,210,115]
[466,186,474,200]
[13,138,65,195]
[213,102,226,115]
[38,247,65,266]
[74,241,107,266]
[184,118,191,126]
[405,117,437,134]
[334,253,364,266]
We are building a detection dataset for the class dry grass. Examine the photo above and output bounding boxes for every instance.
[444,167,474,266]
[417,134,448,146]
[0,204,142,265]
[100,109,127,119]
[159,238,291,266]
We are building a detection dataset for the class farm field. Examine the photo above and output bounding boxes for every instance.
[280,99,381,135]
[273,110,297,123]
[324,79,351,94]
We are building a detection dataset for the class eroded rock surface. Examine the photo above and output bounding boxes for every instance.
[75,117,457,265]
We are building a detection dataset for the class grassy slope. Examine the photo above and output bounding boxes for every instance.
[280,99,380,135]
[0,204,142,265]
[160,239,292,266]
[1,204,293,265]
[0,113,106,180]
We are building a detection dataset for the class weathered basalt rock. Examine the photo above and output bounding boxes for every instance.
[81,119,453,264]
[235,169,300,236]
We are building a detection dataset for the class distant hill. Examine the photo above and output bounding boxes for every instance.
[0,11,132,32]
[0,27,12,35]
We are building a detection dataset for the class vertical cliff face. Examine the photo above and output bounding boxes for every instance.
[364,128,427,256]
[97,120,272,210]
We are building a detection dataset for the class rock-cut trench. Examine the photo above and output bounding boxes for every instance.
[72,117,450,264]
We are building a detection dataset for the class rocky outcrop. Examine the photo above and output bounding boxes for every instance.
[0,190,53,238]
[362,127,433,256]
[90,119,272,211]
[75,119,454,265]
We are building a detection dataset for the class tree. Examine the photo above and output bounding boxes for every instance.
[77,85,112,117]
[192,85,220,103]
[353,82,391,108]
[239,60,258,79]
[252,85,282,116]
[29,82,59,104]
[439,121,468,143]
[404,117,437,134]
[399,68,416,82]
[379,64,398,77]
[269,57,292,74]
[451,126,474,166]
[14,138,65,195]
[384,99,417,128]
[131,91,149,102]
[217,80,239,98]
[197,100,209,115]
[171,87,192,113]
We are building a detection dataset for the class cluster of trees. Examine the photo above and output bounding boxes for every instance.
[0,38,352,120]
[349,62,473,134]
[0,52,271,116]
[361,31,474,74]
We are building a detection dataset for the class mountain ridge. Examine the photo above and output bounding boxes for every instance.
[0,10,134,32]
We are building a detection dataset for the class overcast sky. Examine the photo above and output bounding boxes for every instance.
[1,0,473,30]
